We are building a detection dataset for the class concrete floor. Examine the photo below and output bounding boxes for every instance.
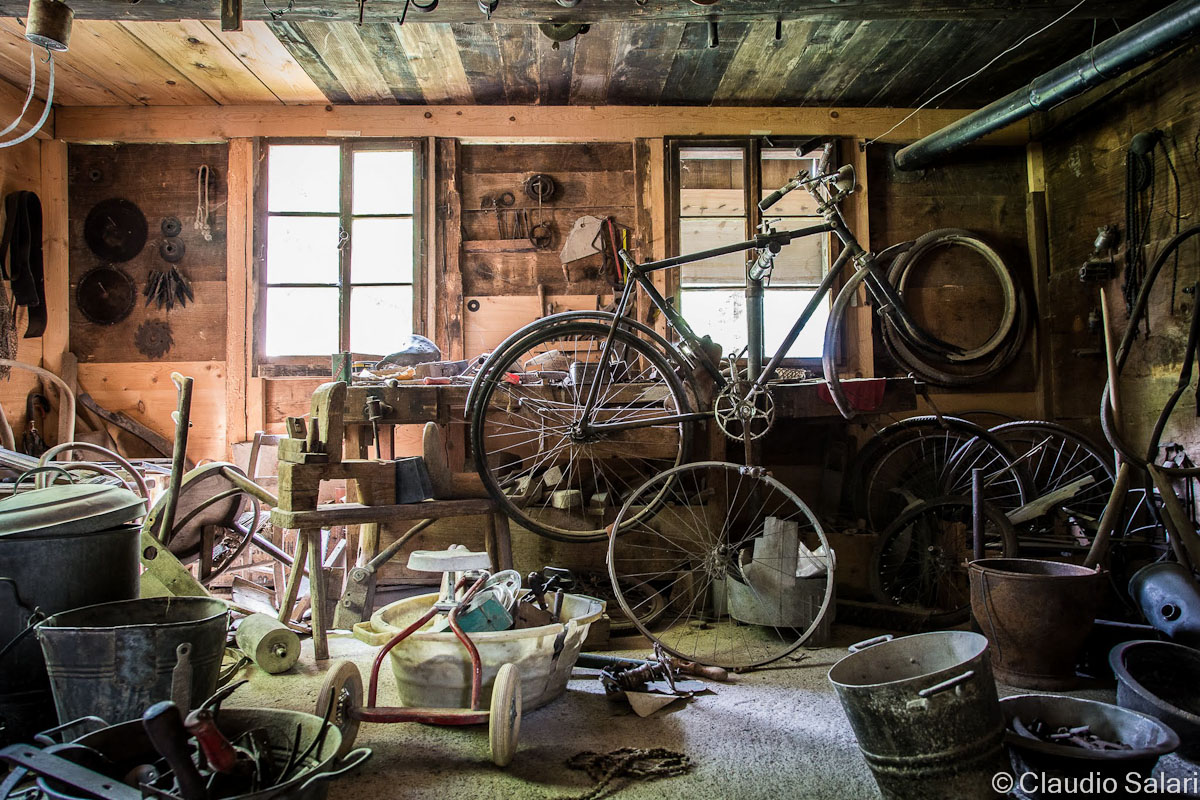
[228,623,1200,800]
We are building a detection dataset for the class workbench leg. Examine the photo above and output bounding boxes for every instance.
[487,512,514,571]
[305,527,329,661]
[278,531,308,625]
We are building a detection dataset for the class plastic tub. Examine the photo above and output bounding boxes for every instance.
[354,591,604,710]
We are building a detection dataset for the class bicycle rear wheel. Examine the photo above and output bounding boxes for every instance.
[607,462,834,671]
[471,321,694,542]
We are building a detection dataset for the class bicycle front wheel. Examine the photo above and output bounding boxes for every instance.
[607,462,834,671]
[470,321,694,542]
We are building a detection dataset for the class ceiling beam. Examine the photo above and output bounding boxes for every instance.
[52,103,1030,145]
[0,0,1160,24]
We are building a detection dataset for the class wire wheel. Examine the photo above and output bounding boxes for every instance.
[471,321,694,542]
[847,416,1029,532]
[871,495,1018,625]
[607,462,834,671]
[989,421,1116,551]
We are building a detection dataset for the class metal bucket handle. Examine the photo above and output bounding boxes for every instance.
[0,577,43,664]
[916,669,976,699]
[12,465,75,492]
[33,717,110,747]
[848,634,893,653]
[295,747,373,793]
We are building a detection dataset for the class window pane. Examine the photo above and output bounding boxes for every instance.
[772,235,827,285]
[266,216,341,284]
[351,218,413,284]
[763,289,828,359]
[264,287,338,356]
[353,150,414,215]
[681,288,828,359]
[679,147,744,216]
[350,286,413,356]
[268,145,339,213]
[762,146,822,216]
[679,218,747,286]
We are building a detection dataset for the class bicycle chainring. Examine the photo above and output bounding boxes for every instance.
[714,381,775,441]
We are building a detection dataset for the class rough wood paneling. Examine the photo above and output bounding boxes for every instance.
[0,141,43,442]
[68,143,228,364]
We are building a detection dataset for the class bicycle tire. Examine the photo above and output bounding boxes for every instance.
[881,228,1029,387]
[607,461,834,671]
[870,494,1018,626]
[470,321,695,542]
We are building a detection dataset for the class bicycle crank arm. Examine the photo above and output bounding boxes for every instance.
[583,411,710,434]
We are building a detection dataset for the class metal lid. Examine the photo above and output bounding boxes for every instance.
[0,484,146,538]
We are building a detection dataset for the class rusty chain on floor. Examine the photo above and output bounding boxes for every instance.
[555,747,692,800]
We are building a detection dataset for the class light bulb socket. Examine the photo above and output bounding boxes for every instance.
[25,0,73,51]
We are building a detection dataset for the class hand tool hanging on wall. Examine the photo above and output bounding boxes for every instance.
[523,173,558,252]
[19,391,49,457]
[0,191,46,338]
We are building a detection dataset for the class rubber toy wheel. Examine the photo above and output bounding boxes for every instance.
[489,663,522,767]
[316,660,362,759]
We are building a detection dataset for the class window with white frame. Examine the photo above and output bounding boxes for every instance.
[674,139,831,359]
[259,141,420,366]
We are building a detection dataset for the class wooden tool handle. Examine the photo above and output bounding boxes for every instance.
[671,659,730,682]
[184,709,238,774]
[142,701,206,800]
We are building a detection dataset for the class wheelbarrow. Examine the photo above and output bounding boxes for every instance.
[317,549,522,767]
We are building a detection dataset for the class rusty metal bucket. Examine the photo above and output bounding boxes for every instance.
[828,631,1007,800]
[969,558,1104,689]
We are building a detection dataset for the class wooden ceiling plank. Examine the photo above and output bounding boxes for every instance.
[567,23,615,106]
[713,21,810,105]
[201,20,328,104]
[267,20,353,105]
[497,24,538,105]
[391,22,473,104]
[606,22,684,104]
[0,0,1160,24]
[295,21,395,104]
[0,19,134,105]
[862,19,982,108]
[61,21,215,106]
[55,105,1030,147]
[450,23,506,104]
[118,21,281,105]
[851,20,948,107]
[812,20,899,106]
[350,23,424,103]
[660,21,750,106]
[536,27,573,105]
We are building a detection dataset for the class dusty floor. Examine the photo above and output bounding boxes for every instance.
[225,618,1200,800]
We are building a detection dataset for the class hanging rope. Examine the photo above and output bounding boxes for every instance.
[195,165,213,242]
[555,748,692,800]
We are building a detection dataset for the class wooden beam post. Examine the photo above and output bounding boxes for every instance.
[842,138,874,378]
[39,139,68,378]
[226,138,254,454]
[434,138,464,360]
[1025,141,1054,421]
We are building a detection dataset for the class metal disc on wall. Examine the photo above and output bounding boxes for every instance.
[83,198,148,262]
[135,319,174,359]
[76,265,137,326]
[158,238,186,263]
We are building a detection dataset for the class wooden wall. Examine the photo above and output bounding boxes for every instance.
[1040,43,1200,455]
[0,138,44,444]
[867,143,1043,421]
[66,143,229,461]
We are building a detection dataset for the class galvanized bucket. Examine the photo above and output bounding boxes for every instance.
[0,524,140,744]
[828,631,1007,800]
[1111,639,1200,759]
[39,709,370,800]
[36,597,228,724]
[969,558,1104,689]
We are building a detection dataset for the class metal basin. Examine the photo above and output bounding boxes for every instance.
[1110,639,1200,758]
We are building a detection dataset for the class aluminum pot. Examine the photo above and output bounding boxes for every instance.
[39,709,370,800]
[36,597,228,725]
[828,631,1007,800]
[1001,693,1179,800]
[969,558,1104,689]
[1110,639,1200,759]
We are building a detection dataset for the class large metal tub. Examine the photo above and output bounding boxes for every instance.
[828,631,1007,800]
[1110,639,1200,759]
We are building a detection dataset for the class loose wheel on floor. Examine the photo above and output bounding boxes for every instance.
[316,660,362,760]
[471,321,695,543]
[607,461,835,671]
[870,495,1018,625]
[489,663,522,767]
[989,420,1116,551]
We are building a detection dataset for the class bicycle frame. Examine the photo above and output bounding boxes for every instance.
[575,184,938,437]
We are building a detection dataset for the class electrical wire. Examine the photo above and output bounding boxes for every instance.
[864,0,1088,148]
